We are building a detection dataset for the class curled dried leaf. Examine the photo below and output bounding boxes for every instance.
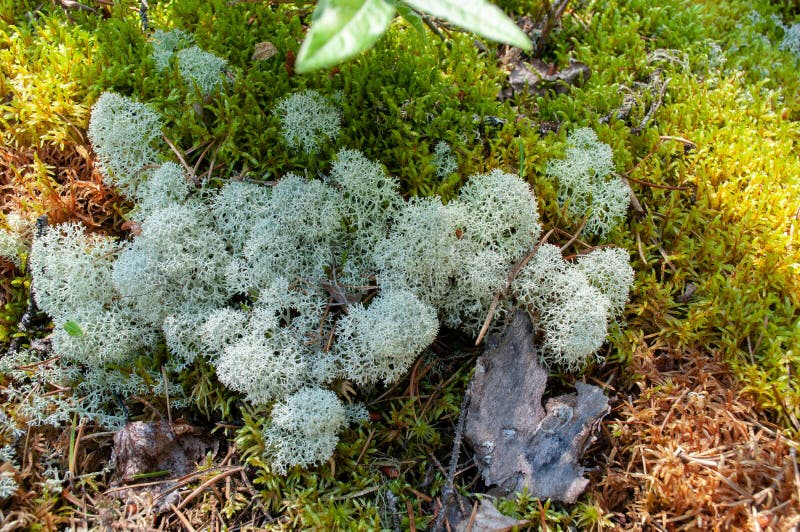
[252,41,278,62]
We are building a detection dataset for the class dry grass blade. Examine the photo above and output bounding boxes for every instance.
[169,503,197,532]
[176,466,244,511]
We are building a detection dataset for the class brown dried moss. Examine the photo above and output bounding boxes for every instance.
[591,340,800,531]
[0,143,129,234]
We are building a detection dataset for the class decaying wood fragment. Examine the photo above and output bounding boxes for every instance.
[464,310,610,503]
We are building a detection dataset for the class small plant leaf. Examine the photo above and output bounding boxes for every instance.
[394,3,426,39]
[296,0,397,74]
[63,320,84,338]
[401,0,532,50]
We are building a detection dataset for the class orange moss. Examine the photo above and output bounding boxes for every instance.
[591,342,800,530]
[0,143,129,234]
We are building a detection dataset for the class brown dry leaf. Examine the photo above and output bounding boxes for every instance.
[110,421,218,515]
[112,421,216,483]
[500,58,591,101]
[454,500,529,532]
[252,41,278,62]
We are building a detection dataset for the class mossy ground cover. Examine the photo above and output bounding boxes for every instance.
[0,0,798,529]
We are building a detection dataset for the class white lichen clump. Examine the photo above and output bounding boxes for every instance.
[329,149,403,282]
[211,181,272,255]
[442,169,542,334]
[535,269,610,370]
[30,224,157,366]
[545,127,630,236]
[0,472,18,500]
[457,169,541,261]
[263,387,347,474]
[779,23,800,58]
[513,244,634,369]
[29,92,635,474]
[112,201,230,324]
[30,223,120,321]
[275,90,341,154]
[151,29,193,72]
[177,46,229,95]
[333,290,439,385]
[135,162,191,216]
[576,247,635,318]
[242,174,343,290]
[0,213,33,266]
[87,92,163,194]
[433,141,458,178]
[374,197,464,307]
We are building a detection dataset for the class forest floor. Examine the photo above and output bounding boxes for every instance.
[1,0,799,530]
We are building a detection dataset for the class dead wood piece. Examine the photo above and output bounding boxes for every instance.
[501,59,590,100]
[464,310,609,503]
[466,311,547,493]
[526,382,609,503]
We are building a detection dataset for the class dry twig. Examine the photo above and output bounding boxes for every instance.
[431,380,473,532]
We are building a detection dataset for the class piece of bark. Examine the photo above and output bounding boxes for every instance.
[464,310,610,504]
[526,382,610,503]
[465,311,547,493]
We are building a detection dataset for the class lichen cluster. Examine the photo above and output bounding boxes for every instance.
[21,87,636,472]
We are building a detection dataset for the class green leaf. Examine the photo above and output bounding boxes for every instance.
[63,320,84,338]
[296,0,397,74]
[394,3,426,39]
[401,0,532,50]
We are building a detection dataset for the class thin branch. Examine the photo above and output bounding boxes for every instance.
[191,141,215,177]
[162,366,172,427]
[621,172,692,191]
[15,355,62,370]
[139,0,149,31]
[631,76,670,135]
[131,396,165,421]
[169,504,197,532]
[622,135,696,190]
[422,16,448,44]
[162,134,198,184]
[535,0,570,57]
[176,466,244,511]
[431,380,474,532]
[475,228,555,346]
[559,216,588,252]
